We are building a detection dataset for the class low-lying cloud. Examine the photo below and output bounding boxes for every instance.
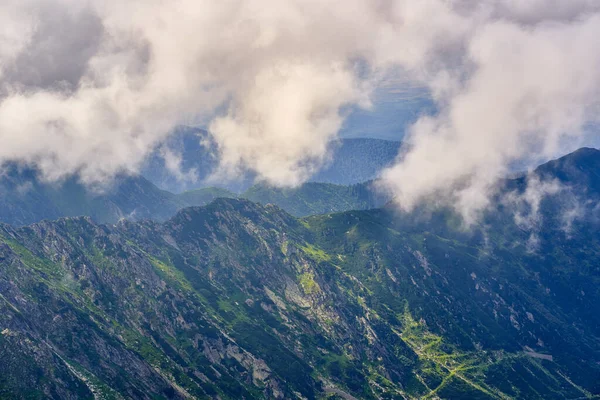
[0,0,599,219]
[381,7,600,221]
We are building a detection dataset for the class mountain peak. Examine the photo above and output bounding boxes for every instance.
[533,147,600,190]
[535,146,599,170]
[166,197,299,234]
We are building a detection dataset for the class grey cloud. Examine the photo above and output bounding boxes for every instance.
[2,2,104,92]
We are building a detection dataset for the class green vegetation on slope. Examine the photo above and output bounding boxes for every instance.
[0,193,599,399]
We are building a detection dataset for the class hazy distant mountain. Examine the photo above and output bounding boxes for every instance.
[3,147,600,227]
[140,126,402,192]
[311,138,401,185]
[179,181,390,218]
[139,126,245,193]
[243,181,388,216]
[338,79,434,141]
[0,168,388,226]
[0,166,184,226]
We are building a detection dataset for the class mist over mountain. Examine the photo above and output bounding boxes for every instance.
[140,127,402,193]
[0,166,183,226]
[1,147,599,225]
[139,127,250,194]
[0,164,387,226]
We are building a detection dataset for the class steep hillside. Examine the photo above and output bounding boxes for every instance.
[1,187,599,398]
[0,200,416,399]
[306,205,600,398]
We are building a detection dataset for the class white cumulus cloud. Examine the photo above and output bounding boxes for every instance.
[0,0,598,216]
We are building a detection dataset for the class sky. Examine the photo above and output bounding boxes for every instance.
[1,0,600,221]
[339,78,434,141]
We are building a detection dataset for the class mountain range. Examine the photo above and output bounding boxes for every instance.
[0,168,387,227]
[0,148,599,399]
